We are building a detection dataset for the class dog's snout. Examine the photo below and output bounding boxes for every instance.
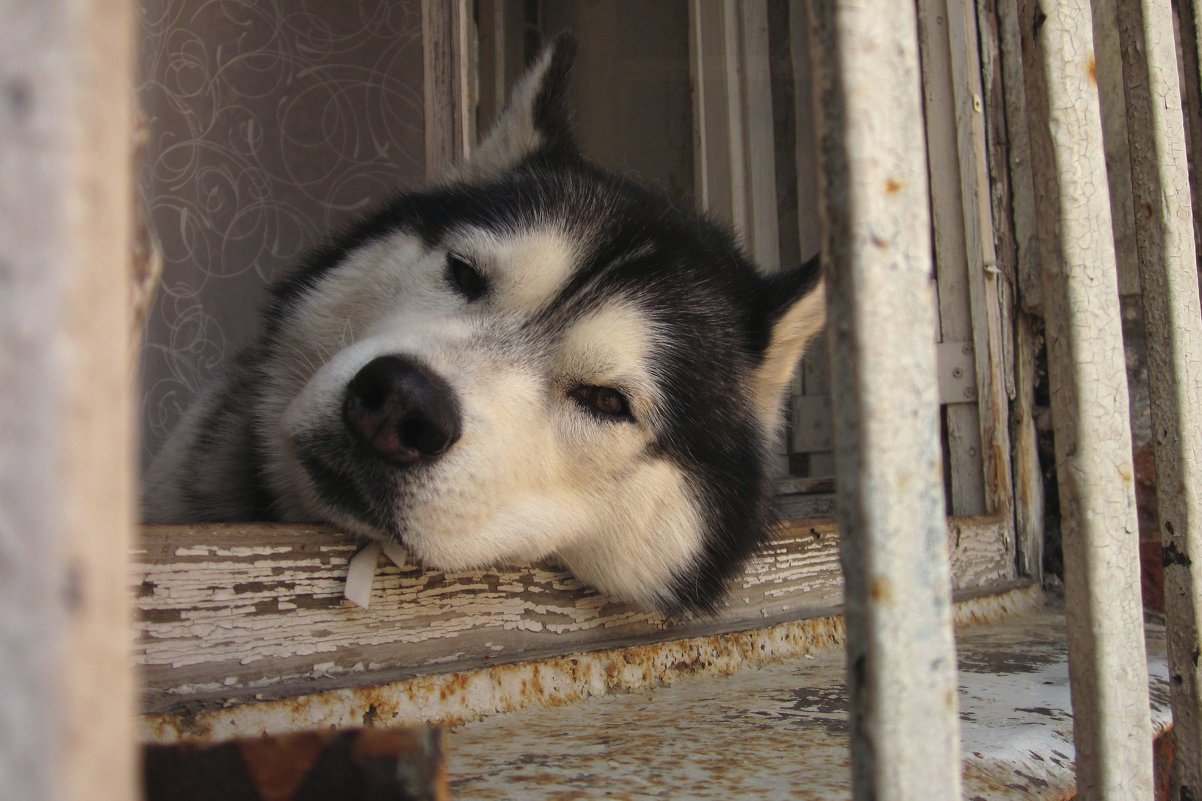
[343,355,462,465]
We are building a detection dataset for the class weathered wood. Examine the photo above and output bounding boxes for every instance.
[974,0,1042,580]
[132,517,1014,715]
[805,1,963,798]
[986,0,1041,315]
[916,0,989,517]
[944,0,1015,529]
[422,0,471,177]
[689,0,745,227]
[1026,1,1154,797]
[0,0,137,799]
[139,581,1044,745]
[1115,0,1202,794]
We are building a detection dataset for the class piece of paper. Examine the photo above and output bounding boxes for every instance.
[344,542,382,609]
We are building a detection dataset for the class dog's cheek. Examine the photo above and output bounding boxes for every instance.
[557,459,705,608]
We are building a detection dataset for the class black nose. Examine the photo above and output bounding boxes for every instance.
[343,355,462,465]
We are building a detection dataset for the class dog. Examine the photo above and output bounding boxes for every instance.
[144,35,826,615]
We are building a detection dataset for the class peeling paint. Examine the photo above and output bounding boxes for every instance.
[139,583,1045,744]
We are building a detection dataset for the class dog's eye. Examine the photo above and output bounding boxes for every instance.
[569,385,633,421]
[446,253,487,301]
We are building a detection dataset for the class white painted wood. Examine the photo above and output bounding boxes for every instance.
[1114,0,1202,792]
[0,0,137,799]
[1030,1,1154,797]
[804,2,962,798]
[1090,0,1142,298]
[131,517,1015,716]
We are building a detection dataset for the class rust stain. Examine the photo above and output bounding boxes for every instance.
[140,585,1045,745]
[870,578,893,603]
[884,177,903,195]
[1087,55,1096,84]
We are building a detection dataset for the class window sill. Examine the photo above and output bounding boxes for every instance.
[136,516,1016,737]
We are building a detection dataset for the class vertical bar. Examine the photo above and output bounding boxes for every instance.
[916,0,990,517]
[944,0,1015,526]
[1031,1,1154,798]
[423,0,472,176]
[979,0,1045,578]
[1115,0,1202,795]
[806,3,962,800]
[0,0,136,799]
[737,0,781,273]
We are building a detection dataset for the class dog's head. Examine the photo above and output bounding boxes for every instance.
[261,36,825,614]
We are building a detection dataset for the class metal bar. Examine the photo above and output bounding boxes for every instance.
[804,3,962,799]
[0,0,137,799]
[1030,1,1154,798]
[1114,0,1202,794]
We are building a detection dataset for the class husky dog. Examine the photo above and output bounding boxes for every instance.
[144,36,825,615]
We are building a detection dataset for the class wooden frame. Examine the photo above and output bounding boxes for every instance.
[127,0,1030,739]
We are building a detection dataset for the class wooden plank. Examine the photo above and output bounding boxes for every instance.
[789,0,830,475]
[788,0,821,261]
[737,0,780,273]
[0,0,137,799]
[1115,0,1202,792]
[944,0,1015,526]
[986,0,1041,314]
[916,0,988,517]
[975,0,1042,580]
[1012,315,1046,579]
[422,0,471,177]
[132,517,1015,716]
[804,2,963,798]
[1025,1,1154,796]
[689,0,743,226]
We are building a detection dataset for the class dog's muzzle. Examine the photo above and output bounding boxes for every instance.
[342,355,462,466]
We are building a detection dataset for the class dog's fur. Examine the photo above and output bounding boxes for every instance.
[144,36,826,615]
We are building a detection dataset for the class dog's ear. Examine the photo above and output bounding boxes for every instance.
[752,255,826,424]
[459,33,578,179]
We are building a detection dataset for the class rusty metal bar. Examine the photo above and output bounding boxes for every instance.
[1032,1,1154,798]
[805,4,961,800]
[1114,0,1202,795]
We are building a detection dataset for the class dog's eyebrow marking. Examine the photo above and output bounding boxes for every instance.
[452,228,578,314]
[557,300,661,417]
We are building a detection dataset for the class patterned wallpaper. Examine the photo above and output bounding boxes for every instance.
[137,0,426,464]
